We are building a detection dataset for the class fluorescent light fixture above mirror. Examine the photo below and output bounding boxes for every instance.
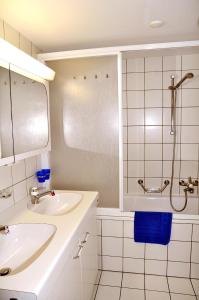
[0,38,55,81]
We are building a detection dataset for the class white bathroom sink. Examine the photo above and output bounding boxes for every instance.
[30,192,82,216]
[0,223,56,275]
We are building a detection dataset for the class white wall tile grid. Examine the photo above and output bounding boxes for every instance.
[0,18,40,57]
[0,156,42,213]
[97,218,199,280]
[122,54,199,198]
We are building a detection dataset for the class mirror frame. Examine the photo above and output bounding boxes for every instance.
[0,63,51,166]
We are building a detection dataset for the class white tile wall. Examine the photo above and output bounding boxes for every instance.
[123,257,144,273]
[102,256,122,272]
[122,53,199,197]
[0,156,42,213]
[167,261,190,277]
[102,220,123,237]
[97,217,199,280]
[12,160,26,184]
[145,260,167,276]
[0,19,40,57]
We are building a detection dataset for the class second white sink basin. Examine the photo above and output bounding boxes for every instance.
[30,191,82,216]
[0,223,56,275]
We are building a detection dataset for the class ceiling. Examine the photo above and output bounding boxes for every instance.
[0,0,199,52]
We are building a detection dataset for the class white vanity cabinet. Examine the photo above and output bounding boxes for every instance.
[38,200,98,300]
[80,208,98,300]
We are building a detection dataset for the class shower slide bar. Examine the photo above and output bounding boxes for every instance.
[138,179,170,193]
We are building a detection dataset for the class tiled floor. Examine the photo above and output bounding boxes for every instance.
[94,271,199,300]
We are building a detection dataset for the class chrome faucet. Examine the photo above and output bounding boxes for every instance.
[0,225,9,234]
[30,187,55,204]
[179,177,198,194]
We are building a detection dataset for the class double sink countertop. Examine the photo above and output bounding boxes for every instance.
[0,190,98,295]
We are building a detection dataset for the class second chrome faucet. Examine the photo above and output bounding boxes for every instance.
[30,187,55,204]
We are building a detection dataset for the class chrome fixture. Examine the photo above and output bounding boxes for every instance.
[0,225,9,234]
[30,187,55,204]
[73,231,90,259]
[179,177,198,193]
[0,268,11,276]
[168,73,194,90]
[178,177,198,211]
[168,73,194,135]
[169,75,176,135]
[168,73,194,212]
[0,188,12,199]
[138,179,170,193]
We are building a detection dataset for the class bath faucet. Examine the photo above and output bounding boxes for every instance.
[0,225,9,234]
[30,187,55,204]
[179,177,198,194]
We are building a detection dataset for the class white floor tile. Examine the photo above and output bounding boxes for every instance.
[171,294,196,300]
[145,275,169,292]
[99,271,122,287]
[146,290,170,300]
[122,273,144,289]
[192,279,199,295]
[120,288,145,300]
[168,277,195,295]
[95,285,120,300]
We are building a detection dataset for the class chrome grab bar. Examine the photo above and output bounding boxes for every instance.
[138,179,170,193]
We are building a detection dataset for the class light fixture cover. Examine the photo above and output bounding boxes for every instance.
[0,38,55,81]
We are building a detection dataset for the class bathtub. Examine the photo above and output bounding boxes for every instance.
[123,194,199,220]
[97,194,199,223]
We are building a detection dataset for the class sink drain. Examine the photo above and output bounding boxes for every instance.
[0,268,11,276]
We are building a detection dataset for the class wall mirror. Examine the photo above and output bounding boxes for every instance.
[10,65,49,158]
[0,60,14,166]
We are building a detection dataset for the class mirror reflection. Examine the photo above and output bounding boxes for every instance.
[10,69,49,155]
[0,64,14,160]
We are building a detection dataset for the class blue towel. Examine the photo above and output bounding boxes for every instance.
[134,211,172,245]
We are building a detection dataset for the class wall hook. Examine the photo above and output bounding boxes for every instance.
[84,76,87,80]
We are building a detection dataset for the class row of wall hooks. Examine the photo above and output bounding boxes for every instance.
[72,74,110,80]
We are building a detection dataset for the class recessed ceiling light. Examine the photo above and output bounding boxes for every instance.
[150,20,164,28]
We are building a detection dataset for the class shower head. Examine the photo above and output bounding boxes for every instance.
[186,72,194,79]
[174,72,194,89]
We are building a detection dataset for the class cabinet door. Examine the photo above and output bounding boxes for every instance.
[39,242,82,300]
[62,243,83,300]
[80,216,98,300]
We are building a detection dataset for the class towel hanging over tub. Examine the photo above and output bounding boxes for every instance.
[134,211,172,245]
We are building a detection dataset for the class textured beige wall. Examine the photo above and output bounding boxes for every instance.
[0,18,40,58]
[48,56,119,208]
